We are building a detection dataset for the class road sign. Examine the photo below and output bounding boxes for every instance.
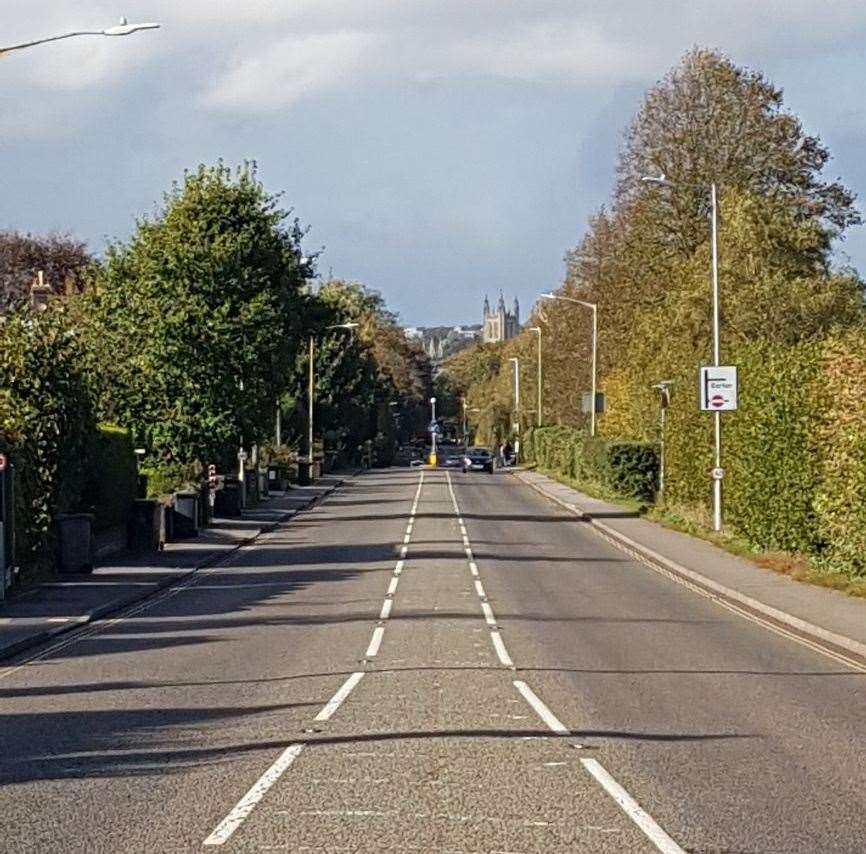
[429,421,441,434]
[0,453,5,473]
[711,467,725,480]
[699,366,738,411]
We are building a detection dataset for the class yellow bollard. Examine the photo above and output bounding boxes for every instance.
[429,453,437,466]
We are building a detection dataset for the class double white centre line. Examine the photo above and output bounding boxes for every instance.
[445,471,685,854]
[204,471,425,846]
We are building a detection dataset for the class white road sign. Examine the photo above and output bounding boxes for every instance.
[699,366,738,412]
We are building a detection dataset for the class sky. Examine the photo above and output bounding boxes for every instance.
[3,2,866,327]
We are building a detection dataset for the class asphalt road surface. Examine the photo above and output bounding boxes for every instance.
[1,469,864,853]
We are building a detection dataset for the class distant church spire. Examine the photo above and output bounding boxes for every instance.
[483,294,490,315]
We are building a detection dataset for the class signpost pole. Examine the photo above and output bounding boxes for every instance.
[710,183,722,532]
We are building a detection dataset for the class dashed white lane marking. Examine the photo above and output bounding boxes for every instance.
[363,470,425,659]
[512,680,570,735]
[580,758,686,854]
[203,744,305,846]
[445,472,514,669]
[205,473,425,845]
[366,625,386,658]
[490,631,514,668]
[446,471,686,854]
[314,672,365,722]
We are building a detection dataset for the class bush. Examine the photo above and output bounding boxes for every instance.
[0,303,96,573]
[813,330,866,576]
[525,427,658,501]
[79,423,138,532]
[604,442,659,502]
[139,462,201,500]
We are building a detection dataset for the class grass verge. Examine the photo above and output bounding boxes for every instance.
[530,465,866,600]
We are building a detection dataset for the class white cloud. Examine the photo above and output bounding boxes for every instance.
[4,0,866,121]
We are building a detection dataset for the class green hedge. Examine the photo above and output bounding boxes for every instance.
[0,303,96,573]
[79,423,139,532]
[139,462,202,500]
[525,426,659,501]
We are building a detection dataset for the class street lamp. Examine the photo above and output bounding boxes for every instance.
[307,322,358,475]
[643,173,723,531]
[0,17,161,54]
[509,357,520,463]
[541,292,598,436]
[528,326,542,426]
[651,380,674,502]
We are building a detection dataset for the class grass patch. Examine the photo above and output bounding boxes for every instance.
[531,466,866,600]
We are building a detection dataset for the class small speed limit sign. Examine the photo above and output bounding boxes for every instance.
[0,452,6,472]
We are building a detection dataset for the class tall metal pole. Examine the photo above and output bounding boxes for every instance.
[308,335,315,465]
[430,397,437,464]
[590,305,598,438]
[710,182,722,532]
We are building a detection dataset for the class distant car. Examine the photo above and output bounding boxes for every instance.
[462,447,494,473]
[443,449,465,468]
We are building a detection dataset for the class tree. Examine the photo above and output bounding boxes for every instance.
[85,163,309,468]
[616,49,860,252]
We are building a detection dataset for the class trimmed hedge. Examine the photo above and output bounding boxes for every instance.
[525,426,659,502]
[79,423,139,532]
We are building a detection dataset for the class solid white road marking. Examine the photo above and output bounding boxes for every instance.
[387,577,400,595]
[474,580,486,598]
[512,680,570,735]
[481,601,497,626]
[203,744,305,846]
[379,599,393,620]
[580,758,686,854]
[314,672,365,722]
[366,626,385,658]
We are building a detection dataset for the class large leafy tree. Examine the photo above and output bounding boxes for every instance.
[85,163,309,467]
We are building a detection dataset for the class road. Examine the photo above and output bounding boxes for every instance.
[1,468,864,852]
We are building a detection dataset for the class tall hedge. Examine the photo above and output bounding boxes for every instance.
[80,423,139,532]
[724,341,822,552]
[813,330,866,575]
[0,303,95,570]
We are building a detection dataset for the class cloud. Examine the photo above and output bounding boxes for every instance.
[5,0,866,121]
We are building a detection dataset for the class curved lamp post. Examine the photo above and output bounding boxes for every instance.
[642,173,723,531]
[1,18,160,55]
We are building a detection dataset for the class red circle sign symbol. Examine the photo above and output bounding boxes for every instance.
[0,453,6,472]
[711,395,725,408]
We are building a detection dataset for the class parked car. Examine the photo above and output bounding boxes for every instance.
[462,447,494,473]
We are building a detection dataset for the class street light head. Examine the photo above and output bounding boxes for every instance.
[528,326,541,333]
[103,19,160,36]
[641,174,669,186]
[540,293,556,300]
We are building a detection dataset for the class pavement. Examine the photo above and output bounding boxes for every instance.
[0,468,863,853]
[0,477,343,661]
[512,467,866,663]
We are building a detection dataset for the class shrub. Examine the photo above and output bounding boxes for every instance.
[139,462,201,500]
[524,426,658,501]
[0,303,95,573]
[813,330,866,576]
[79,423,138,532]
[604,442,659,501]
